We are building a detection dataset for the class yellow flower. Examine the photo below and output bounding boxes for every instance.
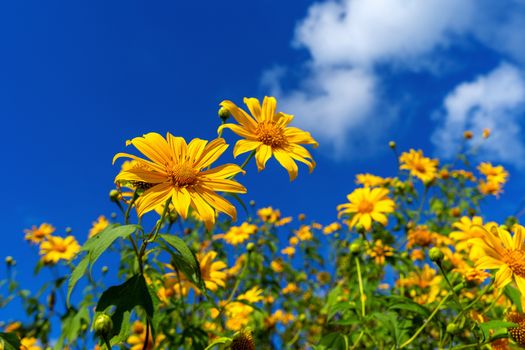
[270,260,284,273]
[295,225,313,241]
[221,301,254,331]
[323,222,341,235]
[4,321,21,333]
[226,254,246,277]
[478,162,508,184]
[281,246,295,257]
[397,264,443,304]
[337,187,395,231]
[450,216,485,259]
[218,96,318,180]
[399,149,439,183]
[471,223,525,295]
[127,321,165,350]
[20,337,42,350]
[282,283,299,294]
[238,286,264,303]
[406,225,452,249]
[355,173,390,187]
[478,179,504,197]
[113,133,246,227]
[223,222,258,246]
[266,309,295,327]
[483,128,491,139]
[410,249,425,261]
[366,240,394,265]
[199,251,227,292]
[88,215,109,238]
[463,130,473,139]
[289,237,299,246]
[39,236,80,264]
[451,169,476,181]
[24,223,55,244]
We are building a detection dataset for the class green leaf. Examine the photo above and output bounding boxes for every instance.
[504,285,522,312]
[96,274,154,342]
[387,295,431,317]
[66,255,89,306]
[84,224,138,267]
[159,234,202,288]
[479,320,517,341]
[316,333,349,350]
[0,332,21,350]
[204,337,231,350]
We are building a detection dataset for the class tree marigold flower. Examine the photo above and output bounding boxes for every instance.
[231,329,256,350]
[113,133,246,227]
[223,222,258,246]
[24,223,55,244]
[337,187,395,231]
[88,215,109,238]
[367,240,394,265]
[470,223,525,295]
[20,337,42,350]
[39,236,81,264]
[507,311,525,346]
[238,287,264,303]
[399,149,439,183]
[218,96,318,181]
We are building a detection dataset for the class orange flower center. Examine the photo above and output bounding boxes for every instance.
[503,249,525,277]
[168,163,198,187]
[54,242,68,253]
[414,162,427,173]
[255,122,287,148]
[358,200,374,213]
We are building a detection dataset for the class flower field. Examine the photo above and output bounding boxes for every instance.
[1,97,523,350]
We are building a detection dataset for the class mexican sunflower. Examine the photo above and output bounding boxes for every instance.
[399,149,439,183]
[113,133,246,226]
[470,223,525,295]
[337,187,395,231]
[218,96,318,181]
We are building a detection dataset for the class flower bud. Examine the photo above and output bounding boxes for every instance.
[249,200,256,207]
[463,131,473,140]
[101,266,109,274]
[389,141,396,149]
[109,189,120,202]
[350,241,361,254]
[218,107,231,121]
[446,323,461,335]
[93,314,113,338]
[355,223,365,234]
[5,256,15,266]
[246,242,255,253]
[429,247,444,263]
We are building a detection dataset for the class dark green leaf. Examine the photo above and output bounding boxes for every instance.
[204,337,231,350]
[159,234,203,288]
[479,320,517,341]
[0,332,21,350]
[66,255,89,306]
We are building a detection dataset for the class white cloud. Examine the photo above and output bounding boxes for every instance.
[432,63,525,166]
[294,0,474,67]
[263,0,525,159]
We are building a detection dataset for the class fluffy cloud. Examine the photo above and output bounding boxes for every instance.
[432,63,525,166]
[263,0,525,161]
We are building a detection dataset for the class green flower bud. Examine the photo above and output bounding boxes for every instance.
[429,247,444,263]
[389,141,396,149]
[246,242,255,252]
[446,323,460,335]
[65,227,72,234]
[101,266,109,274]
[109,189,119,202]
[5,256,15,266]
[249,200,256,207]
[355,223,365,234]
[93,314,113,338]
[350,241,361,254]
[218,107,231,121]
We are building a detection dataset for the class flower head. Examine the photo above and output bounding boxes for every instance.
[366,240,394,265]
[40,236,80,264]
[355,173,390,187]
[199,250,227,292]
[218,97,318,180]
[113,133,246,227]
[399,149,439,183]
[88,215,109,238]
[24,223,55,244]
[223,222,258,246]
[337,187,395,231]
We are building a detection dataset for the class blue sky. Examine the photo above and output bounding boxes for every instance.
[2,0,525,320]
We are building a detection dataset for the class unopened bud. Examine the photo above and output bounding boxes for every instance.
[65,227,72,234]
[5,256,15,266]
[350,241,361,254]
[389,141,396,149]
[463,131,473,140]
[249,200,256,207]
[109,189,119,202]
[246,242,255,252]
[355,223,365,234]
[446,323,461,335]
[429,247,444,263]
[218,107,231,121]
[101,266,109,274]
[93,314,113,338]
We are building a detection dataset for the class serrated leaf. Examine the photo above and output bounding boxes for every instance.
[84,224,138,268]
[204,337,231,350]
[96,274,154,342]
[159,234,203,288]
[0,332,21,350]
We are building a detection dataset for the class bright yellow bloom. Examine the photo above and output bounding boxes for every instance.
[397,264,443,304]
[282,283,299,294]
[289,237,299,246]
[238,286,264,303]
[323,222,341,235]
[355,173,390,187]
[295,225,313,241]
[223,222,258,246]
[410,249,425,261]
[281,246,295,257]
[127,321,165,350]
[406,225,452,249]
[20,337,42,350]
[113,133,246,227]
[4,321,21,333]
[24,223,55,244]
[266,309,295,327]
[478,179,504,197]
[218,96,318,180]
[221,301,254,331]
[366,240,394,265]
[88,215,109,238]
[198,251,227,292]
[478,162,508,184]
[471,223,525,295]
[399,149,439,183]
[483,128,491,139]
[450,216,485,260]
[226,254,246,277]
[39,236,80,264]
[270,260,284,273]
[337,187,395,231]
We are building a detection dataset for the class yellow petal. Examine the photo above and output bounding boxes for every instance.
[233,139,261,158]
[273,148,298,181]
[243,97,262,122]
[172,187,191,219]
[220,100,258,130]
[261,96,277,122]
[135,183,173,217]
[255,144,273,171]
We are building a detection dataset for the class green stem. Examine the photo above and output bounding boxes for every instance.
[350,331,364,350]
[124,190,139,225]
[399,293,451,349]
[104,337,112,350]
[355,256,366,317]
[240,150,256,170]
[437,264,464,312]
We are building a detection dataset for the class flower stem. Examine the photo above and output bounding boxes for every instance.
[355,256,366,317]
